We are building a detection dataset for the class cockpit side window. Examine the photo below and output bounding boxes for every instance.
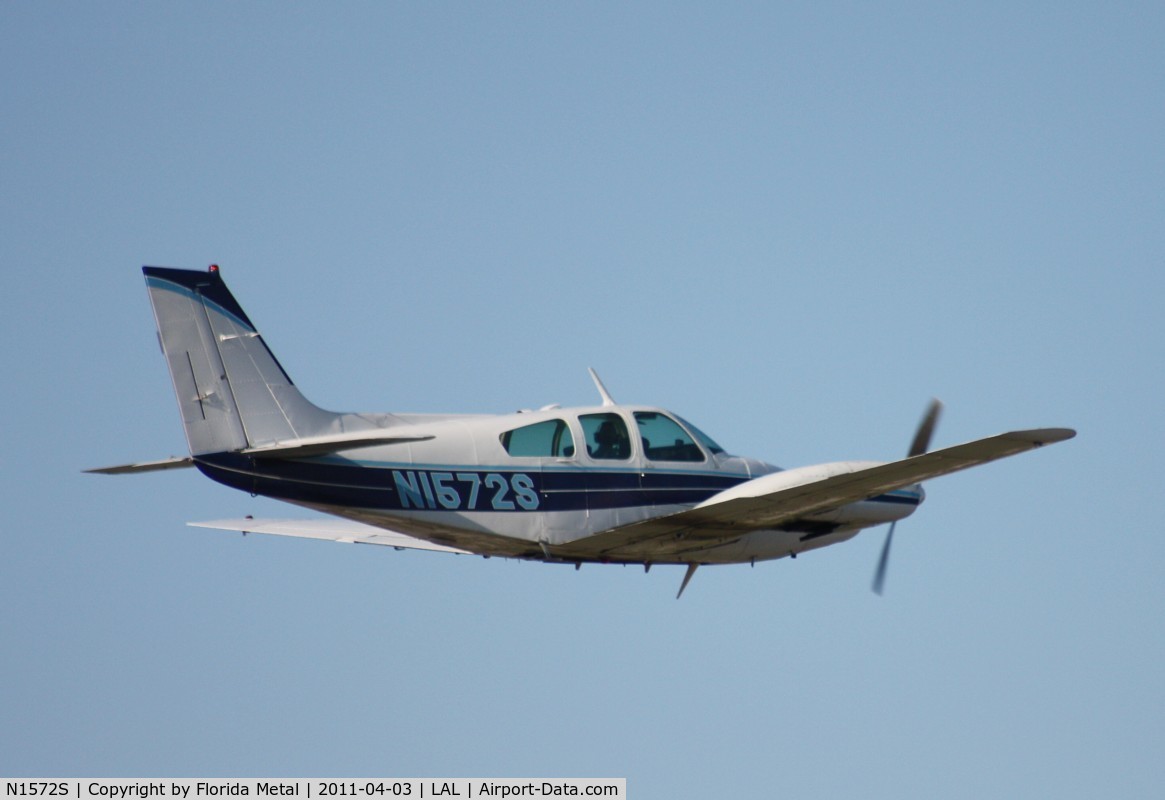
[580,413,631,460]
[500,419,575,458]
[634,412,705,462]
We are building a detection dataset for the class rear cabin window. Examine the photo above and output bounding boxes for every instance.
[580,413,631,460]
[500,419,575,458]
[634,411,705,462]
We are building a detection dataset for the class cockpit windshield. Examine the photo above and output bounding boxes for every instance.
[673,415,727,455]
[634,411,704,462]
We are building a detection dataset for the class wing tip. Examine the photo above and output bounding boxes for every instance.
[1004,427,1077,446]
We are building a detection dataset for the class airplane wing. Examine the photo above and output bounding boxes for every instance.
[188,517,472,554]
[567,427,1076,561]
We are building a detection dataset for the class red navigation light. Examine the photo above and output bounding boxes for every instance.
[209,264,219,273]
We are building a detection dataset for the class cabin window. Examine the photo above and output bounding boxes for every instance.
[634,411,705,462]
[580,413,631,460]
[500,419,575,458]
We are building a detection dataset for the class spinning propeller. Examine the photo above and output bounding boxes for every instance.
[871,398,943,596]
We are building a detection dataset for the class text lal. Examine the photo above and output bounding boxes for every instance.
[432,785,591,797]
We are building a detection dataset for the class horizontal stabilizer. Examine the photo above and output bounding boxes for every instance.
[189,517,471,554]
[85,456,194,475]
[239,431,434,459]
[86,432,434,475]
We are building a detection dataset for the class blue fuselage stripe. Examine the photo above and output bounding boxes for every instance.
[194,453,922,515]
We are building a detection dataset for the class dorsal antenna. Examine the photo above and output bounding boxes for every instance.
[588,368,617,407]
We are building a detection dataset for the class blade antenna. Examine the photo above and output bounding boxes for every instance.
[588,368,617,407]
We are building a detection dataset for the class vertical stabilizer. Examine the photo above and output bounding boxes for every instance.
[143,266,340,455]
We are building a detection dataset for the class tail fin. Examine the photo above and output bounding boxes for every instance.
[143,266,341,455]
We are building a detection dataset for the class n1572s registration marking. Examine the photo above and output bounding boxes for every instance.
[392,470,539,511]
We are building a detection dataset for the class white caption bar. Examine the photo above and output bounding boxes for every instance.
[2,781,625,800]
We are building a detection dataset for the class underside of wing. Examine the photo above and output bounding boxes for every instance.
[189,517,472,554]
[564,427,1076,562]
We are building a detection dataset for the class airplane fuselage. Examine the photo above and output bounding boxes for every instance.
[191,403,922,565]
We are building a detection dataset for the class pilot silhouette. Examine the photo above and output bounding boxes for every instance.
[590,419,630,459]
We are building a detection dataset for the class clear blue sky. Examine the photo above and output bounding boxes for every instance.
[2,2,1162,796]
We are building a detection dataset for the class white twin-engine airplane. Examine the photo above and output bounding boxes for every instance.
[90,266,1075,597]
